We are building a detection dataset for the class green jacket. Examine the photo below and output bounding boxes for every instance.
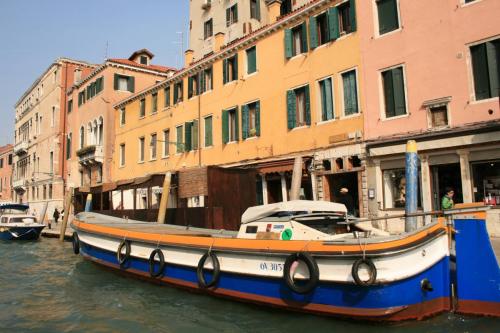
[442,195,454,209]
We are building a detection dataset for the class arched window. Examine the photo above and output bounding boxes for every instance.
[93,119,98,145]
[66,133,72,159]
[79,126,85,149]
[87,122,92,145]
[98,116,104,145]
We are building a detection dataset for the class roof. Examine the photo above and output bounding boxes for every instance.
[241,200,347,224]
[0,144,13,155]
[128,49,154,60]
[107,58,176,74]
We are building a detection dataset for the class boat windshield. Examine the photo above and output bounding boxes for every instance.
[8,217,37,224]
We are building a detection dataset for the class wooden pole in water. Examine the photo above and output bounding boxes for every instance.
[59,188,73,242]
[157,172,172,224]
[405,140,419,232]
[39,201,49,225]
[290,157,303,201]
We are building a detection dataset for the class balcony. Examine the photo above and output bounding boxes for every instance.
[76,145,104,165]
[13,141,29,155]
[12,179,26,192]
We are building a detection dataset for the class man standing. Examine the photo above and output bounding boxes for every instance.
[53,208,60,225]
[338,187,355,216]
[441,188,454,210]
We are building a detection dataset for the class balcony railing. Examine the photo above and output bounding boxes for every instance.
[13,141,29,155]
[76,145,104,165]
[12,179,26,191]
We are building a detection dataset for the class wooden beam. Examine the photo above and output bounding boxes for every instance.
[157,172,172,224]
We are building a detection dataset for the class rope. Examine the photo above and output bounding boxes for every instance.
[356,233,368,260]
[208,239,215,254]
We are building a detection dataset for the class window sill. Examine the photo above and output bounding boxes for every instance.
[244,71,258,79]
[374,27,402,40]
[311,43,330,52]
[225,141,237,145]
[201,90,212,96]
[339,112,361,120]
[119,165,125,169]
[244,135,259,141]
[224,80,238,86]
[137,161,145,164]
[151,111,158,115]
[380,113,409,122]
[287,53,307,61]
[469,96,499,105]
[149,158,157,162]
[290,125,309,131]
[460,0,483,9]
[316,118,336,126]
[139,116,145,120]
[203,145,213,150]
[161,155,170,159]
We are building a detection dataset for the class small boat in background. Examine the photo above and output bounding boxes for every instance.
[0,204,45,240]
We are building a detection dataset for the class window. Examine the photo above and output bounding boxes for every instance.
[184,120,199,151]
[246,46,257,74]
[377,0,400,35]
[8,154,12,165]
[173,81,183,104]
[49,184,53,199]
[285,22,308,59]
[114,74,135,93]
[338,0,356,35]
[470,38,499,101]
[97,165,103,183]
[51,106,55,127]
[281,0,292,15]
[222,108,239,143]
[140,56,148,65]
[0,158,3,168]
[49,152,53,174]
[250,0,261,20]
[138,137,145,162]
[226,4,238,26]
[119,143,125,167]
[319,77,334,121]
[242,101,260,139]
[204,19,213,39]
[150,133,157,160]
[204,116,213,147]
[66,133,72,160]
[188,74,200,98]
[139,98,146,118]
[164,86,171,107]
[381,66,406,118]
[95,77,104,94]
[309,12,329,49]
[162,130,170,157]
[429,105,449,128]
[79,126,85,148]
[202,67,213,93]
[223,55,238,84]
[341,70,359,116]
[120,108,126,126]
[78,91,86,106]
[286,85,310,129]
[176,126,184,153]
[67,100,73,113]
[43,185,46,200]
[383,169,422,209]
[151,93,158,114]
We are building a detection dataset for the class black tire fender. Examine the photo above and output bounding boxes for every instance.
[149,248,166,278]
[72,232,80,255]
[117,240,131,266]
[196,252,220,289]
[283,252,319,294]
[351,258,377,286]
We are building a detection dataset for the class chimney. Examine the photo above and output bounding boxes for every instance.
[185,49,194,66]
[214,32,225,52]
[267,0,282,23]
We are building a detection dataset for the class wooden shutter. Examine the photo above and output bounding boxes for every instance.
[205,117,212,147]
[284,29,293,59]
[233,54,239,81]
[185,122,192,151]
[324,78,334,120]
[113,74,119,90]
[287,90,296,129]
[320,80,327,121]
[378,0,399,35]
[222,110,229,144]
[256,0,261,20]
[392,67,406,116]
[226,8,230,27]
[235,106,240,141]
[255,101,261,136]
[223,59,228,84]
[486,41,499,98]
[200,70,206,93]
[382,70,395,117]
[188,76,193,98]
[242,104,249,139]
[192,120,199,150]
[328,7,340,41]
[309,16,318,49]
[349,0,357,32]
[128,76,135,93]
[176,126,183,153]
[234,4,238,23]
[301,22,308,53]
[305,85,311,125]
[173,84,178,104]
[164,87,170,107]
[247,47,256,74]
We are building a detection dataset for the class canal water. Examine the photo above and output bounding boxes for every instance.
[0,239,498,333]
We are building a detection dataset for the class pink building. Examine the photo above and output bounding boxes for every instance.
[65,50,175,207]
[0,144,13,202]
[358,0,500,218]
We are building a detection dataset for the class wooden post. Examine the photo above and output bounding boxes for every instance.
[290,156,303,201]
[39,201,49,225]
[59,188,73,242]
[84,193,93,212]
[157,172,172,224]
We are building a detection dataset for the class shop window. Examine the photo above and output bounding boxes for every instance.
[286,85,311,129]
[472,161,500,204]
[377,0,400,35]
[470,38,499,101]
[383,169,422,209]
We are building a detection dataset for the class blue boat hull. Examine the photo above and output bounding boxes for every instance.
[0,226,45,240]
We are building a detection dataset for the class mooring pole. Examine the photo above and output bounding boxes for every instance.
[59,188,73,242]
[290,157,303,201]
[84,193,93,212]
[405,140,419,232]
[157,172,172,224]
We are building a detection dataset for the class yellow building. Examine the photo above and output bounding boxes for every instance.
[114,0,367,216]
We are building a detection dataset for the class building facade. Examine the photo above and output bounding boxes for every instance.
[114,0,366,215]
[65,50,175,193]
[0,145,13,203]
[13,58,95,219]
[354,0,500,228]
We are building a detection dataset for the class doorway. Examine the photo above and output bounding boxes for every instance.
[431,163,463,209]
[327,171,360,216]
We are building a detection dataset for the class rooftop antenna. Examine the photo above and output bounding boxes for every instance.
[172,31,184,68]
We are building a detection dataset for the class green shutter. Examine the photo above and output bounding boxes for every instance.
[173,84,178,104]
[222,110,229,144]
[256,0,261,20]
[114,74,119,90]
[226,8,230,27]
[305,85,311,125]
[392,67,406,116]
[320,81,327,121]
[205,117,212,147]
[349,0,357,32]
[233,54,238,81]
[235,106,240,141]
[301,22,308,53]
[128,76,135,93]
[247,47,256,74]
[185,122,192,151]
[242,104,249,139]
[188,76,193,98]
[378,0,399,35]
[223,59,228,84]
[234,4,238,22]
[324,78,334,120]
[78,93,82,106]
[192,120,199,150]
[255,101,261,136]
[486,41,499,98]
[176,126,183,153]
[382,70,395,117]
[309,16,318,49]
[328,7,340,40]
[164,87,170,107]
[284,29,293,59]
[287,90,296,129]
[200,70,206,93]
[343,71,358,116]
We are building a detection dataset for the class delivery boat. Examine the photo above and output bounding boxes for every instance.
[0,204,45,240]
[70,200,500,321]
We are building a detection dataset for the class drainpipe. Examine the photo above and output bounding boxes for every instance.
[61,62,68,198]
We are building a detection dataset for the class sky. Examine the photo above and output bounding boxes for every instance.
[0,0,189,146]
